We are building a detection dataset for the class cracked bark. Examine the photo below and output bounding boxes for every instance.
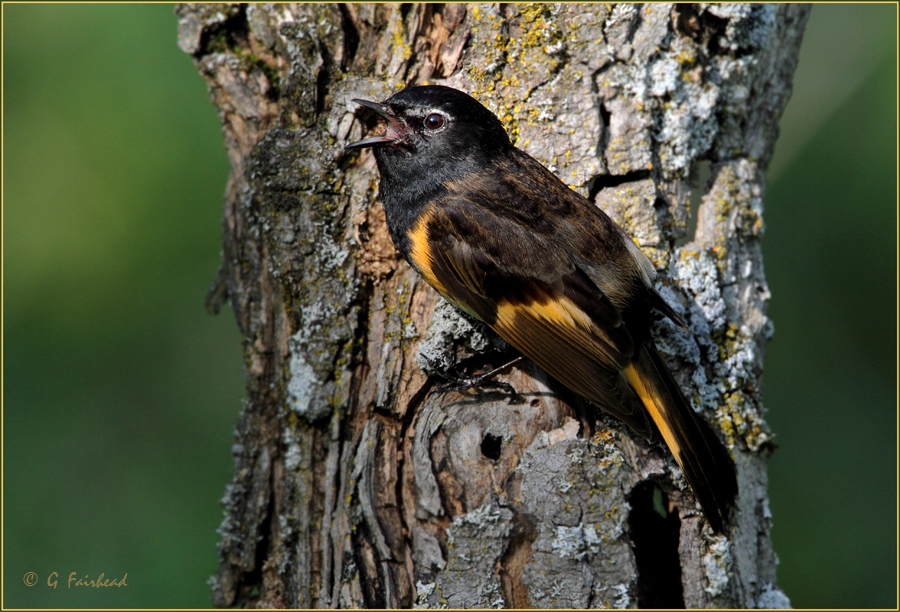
[176,3,809,608]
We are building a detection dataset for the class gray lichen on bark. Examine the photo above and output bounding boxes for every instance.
[176,3,809,608]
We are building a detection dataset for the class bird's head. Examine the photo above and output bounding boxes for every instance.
[346,86,512,186]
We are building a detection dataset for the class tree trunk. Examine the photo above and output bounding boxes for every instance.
[176,3,809,608]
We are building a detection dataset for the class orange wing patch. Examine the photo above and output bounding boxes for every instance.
[493,291,629,371]
[496,294,594,333]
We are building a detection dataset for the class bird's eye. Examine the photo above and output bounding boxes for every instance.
[424,113,445,130]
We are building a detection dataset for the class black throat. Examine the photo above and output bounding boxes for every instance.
[373,149,444,260]
[374,143,488,261]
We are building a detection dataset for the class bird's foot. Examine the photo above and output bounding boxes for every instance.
[428,355,525,396]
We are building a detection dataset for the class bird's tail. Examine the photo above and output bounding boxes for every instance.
[624,343,738,533]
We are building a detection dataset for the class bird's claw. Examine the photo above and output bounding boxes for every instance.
[423,354,522,397]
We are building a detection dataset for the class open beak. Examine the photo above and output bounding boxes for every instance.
[345,99,407,149]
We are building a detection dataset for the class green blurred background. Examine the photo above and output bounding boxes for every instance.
[3,4,896,609]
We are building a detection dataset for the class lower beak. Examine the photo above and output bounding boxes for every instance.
[345,99,407,149]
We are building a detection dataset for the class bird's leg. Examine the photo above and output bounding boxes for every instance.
[432,355,525,395]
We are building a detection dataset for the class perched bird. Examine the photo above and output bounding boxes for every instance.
[346,85,737,533]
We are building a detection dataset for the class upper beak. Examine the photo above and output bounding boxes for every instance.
[345,99,407,149]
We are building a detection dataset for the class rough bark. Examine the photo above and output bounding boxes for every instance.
[176,3,809,608]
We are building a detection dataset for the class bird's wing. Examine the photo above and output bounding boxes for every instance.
[408,198,654,438]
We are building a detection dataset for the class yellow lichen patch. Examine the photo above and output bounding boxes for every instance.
[390,23,411,61]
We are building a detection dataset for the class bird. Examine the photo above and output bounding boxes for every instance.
[345,85,737,533]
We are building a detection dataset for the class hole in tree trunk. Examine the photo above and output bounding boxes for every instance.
[481,433,502,461]
[628,481,685,608]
